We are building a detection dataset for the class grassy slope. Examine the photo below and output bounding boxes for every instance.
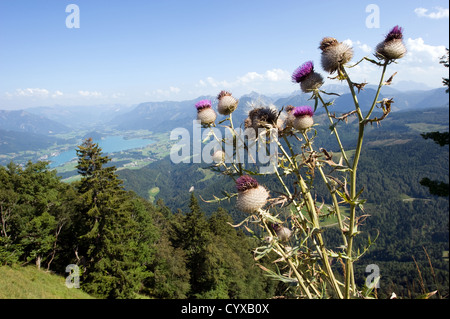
[0,266,93,299]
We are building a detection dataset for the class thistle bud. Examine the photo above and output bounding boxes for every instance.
[292,106,314,131]
[272,223,292,242]
[375,25,407,61]
[195,99,216,125]
[212,150,225,163]
[319,37,354,74]
[291,61,324,93]
[217,90,238,115]
[235,175,269,213]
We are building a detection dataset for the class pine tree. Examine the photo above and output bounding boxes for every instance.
[177,193,215,297]
[74,138,152,298]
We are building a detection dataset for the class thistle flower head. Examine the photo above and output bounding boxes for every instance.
[375,25,407,61]
[236,175,259,192]
[385,25,403,42]
[195,99,212,111]
[217,90,238,115]
[293,106,314,118]
[292,61,314,83]
[235,176,269,213]
[292,106,314,130]
[195,99,216,124]
[217,90,232,99]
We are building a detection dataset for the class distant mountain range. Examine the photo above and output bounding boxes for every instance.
[0,87,448,145]
[108,86,449,132]
[0,110,70,135]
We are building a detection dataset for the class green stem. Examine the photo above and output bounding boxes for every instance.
[301,132,347,247]
[316,93,350,168]
[363,62,388,123]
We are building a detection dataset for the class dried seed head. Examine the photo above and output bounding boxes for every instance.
[245,107,279,131]
[319,37,339,51]
[320,38,354,74]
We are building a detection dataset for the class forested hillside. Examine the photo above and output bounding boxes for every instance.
[0,140,279,299]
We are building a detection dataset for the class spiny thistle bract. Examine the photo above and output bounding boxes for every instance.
[375,25,407,61]
[292,61,324,93]
[217,90,239,115]
[319,37,354,74]
[235,175,269,213]
[292,105,314,131]
[195,99,216,125]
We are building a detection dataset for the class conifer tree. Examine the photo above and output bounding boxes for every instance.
[74,138,151,298]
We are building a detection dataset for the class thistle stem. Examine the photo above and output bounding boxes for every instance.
[316,92,350,167]
[363,62,388,123]
[301,131,348,247]
[340,65,365,298]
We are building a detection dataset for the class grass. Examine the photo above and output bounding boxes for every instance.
[148,187,160,202]
[0,265,94,299]
[405,123,449,133]
[197,167,216,183]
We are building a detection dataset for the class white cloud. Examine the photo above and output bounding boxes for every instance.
[200,68,290,90]
[405,37,447,63]
[264,69,290,81]
[414,7,449,19]
[343,39,372,53]
[238,72,264,83]
[111,92,125,99]
[15,88,50,97]
[78,90,102,97]
[169,86,181,94]
[145,86,181,98]
[52,90,63,98]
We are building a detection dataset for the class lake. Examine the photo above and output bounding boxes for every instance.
[49,135,154,168]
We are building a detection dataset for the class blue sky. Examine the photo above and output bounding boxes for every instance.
[0,0,448,108]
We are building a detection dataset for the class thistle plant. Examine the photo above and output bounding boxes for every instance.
[198,26,406,299]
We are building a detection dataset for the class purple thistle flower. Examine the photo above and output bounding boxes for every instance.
[385,25,403,42]
[293,106,314,118]
[195,99,212,110]
[236,175,259,192]
[291,61,314,83]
